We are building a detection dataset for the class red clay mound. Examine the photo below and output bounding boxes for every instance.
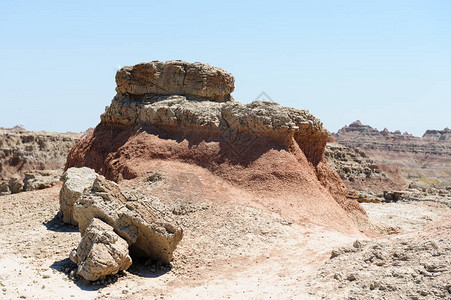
[66,60,370,234]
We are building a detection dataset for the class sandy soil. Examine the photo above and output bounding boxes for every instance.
[0,184,449,299]
[308,216,451,299]
[361,201,450,234]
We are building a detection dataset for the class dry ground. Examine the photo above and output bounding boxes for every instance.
[0,184,449,299]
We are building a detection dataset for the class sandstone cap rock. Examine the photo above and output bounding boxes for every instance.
[115,60,234,102]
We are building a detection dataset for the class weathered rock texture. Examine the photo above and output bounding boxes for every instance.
[23,170,61,191]
[333,121,451,189]
[423,127,451,141]
[66,60,370,234]
[70,218,132,281]
[59,167,98,225]
[0,128,81,179]
[73,176,183,264]
[100,97,328,167]
[325,143,407,193]
[0,170,62,196]
[116,60,234,102]
[0,127,81,194]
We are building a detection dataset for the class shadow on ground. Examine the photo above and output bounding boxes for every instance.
[49,257,114,291]
[43,213,78,233]
[127,258,173,279]
[49,256,172,291]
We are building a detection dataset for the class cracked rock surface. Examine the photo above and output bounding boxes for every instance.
[70,218,132,281]
[59,167,98,225]
[115,60,235,102]
[101,96,328,166]
[73,175,183,264]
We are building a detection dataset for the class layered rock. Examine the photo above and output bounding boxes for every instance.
[0,170,62,196]
[70,218,132,281]
[59,167,98,225]
[65,60,370,233]
[334,121,451,157]
[73,175,183,264]
[0,128,81,179]
[325,143,385,180]
[116,60,234,102]
[70,62,328,173]
[423,128,451,141]
[0,127,82,194]
[100,97,328,167]
[333,121,451,189]
[325,143,407,193]
[23,170,61,191]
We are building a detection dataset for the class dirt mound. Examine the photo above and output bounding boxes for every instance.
[66,60,369,234]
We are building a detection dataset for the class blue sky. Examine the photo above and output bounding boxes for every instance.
[1,0,450,136]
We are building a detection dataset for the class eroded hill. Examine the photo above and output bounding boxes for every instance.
[332,120,451,189]
[0,128,82,194]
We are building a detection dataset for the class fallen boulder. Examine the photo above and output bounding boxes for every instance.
[8,177,24,194]
[59,167,98,225]
[23,170,61,191]
[0,181,10,195]
[0,170,62,195]
[73,175,183,264]
[383,191,404,202]
[70,218,132,281]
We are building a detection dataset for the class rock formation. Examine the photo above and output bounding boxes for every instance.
[325,143,407,193]
[116,60,235,102]
[326,143,386,181]
[333,121,451,157]
[0,127,82,194]
[1,170,63,195]
[0,171,62,196]
[70,218,132,281]
[59,167,98,225]
[23,170,61,191]
[73,175,183,264]
[333,121,451,189]
[99,97,328,167]
[423,127,451,141]
[66,60,370,233]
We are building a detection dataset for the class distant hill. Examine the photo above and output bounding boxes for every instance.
[331,121,451,189]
